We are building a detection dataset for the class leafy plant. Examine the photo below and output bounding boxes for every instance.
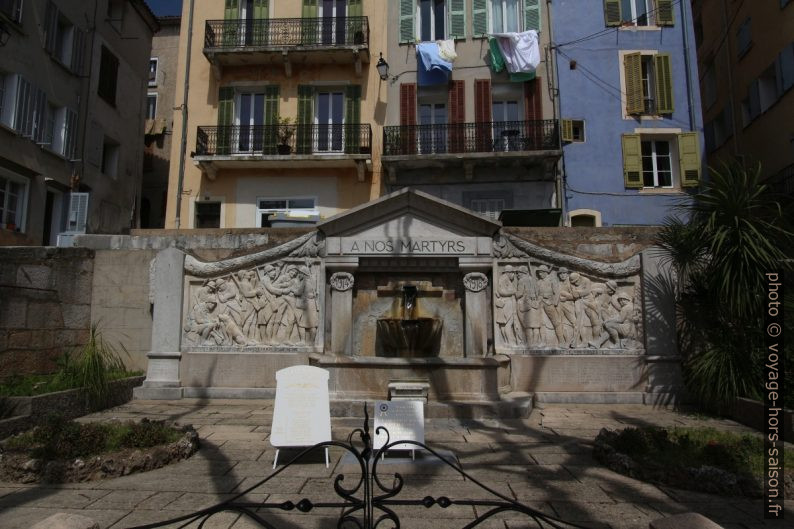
[276,116,294,145]
[72,324,128,408]
[656,163,793,410]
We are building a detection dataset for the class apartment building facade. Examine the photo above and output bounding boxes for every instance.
[0,0,157,245]
[142,15,181,229]
[554,0,704,226]
[164,0,385,229]
[382,0,562,223]
[693,0,793,193]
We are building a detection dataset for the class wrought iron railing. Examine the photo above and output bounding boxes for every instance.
[383,120,560,156]
[196,124,372,157]
[129,405,593,529]
[204,17,369,50]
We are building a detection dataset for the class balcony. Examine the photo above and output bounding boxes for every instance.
[193,123,372,180]
[203,17,369,76]
[381,120,561,180]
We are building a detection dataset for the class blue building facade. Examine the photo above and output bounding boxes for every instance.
[552,0,704,226]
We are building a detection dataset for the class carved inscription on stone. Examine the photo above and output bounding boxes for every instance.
[183,259,322,349]
[494,261,642,352]
[340,237,476,255]
[463,272,488,293]
[330,272,354,292]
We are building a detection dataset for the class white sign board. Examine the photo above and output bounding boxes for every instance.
[270,366,332,448]
[373,400,424,451]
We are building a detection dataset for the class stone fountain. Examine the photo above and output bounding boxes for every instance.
[376,285,443,357]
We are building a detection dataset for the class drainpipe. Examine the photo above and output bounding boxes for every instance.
[174,0,195,229]
[721,0,741,157]
[546,0,564,223]
[680,0,696,132]
[78,0,99,193]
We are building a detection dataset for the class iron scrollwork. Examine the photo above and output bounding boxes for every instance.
[128,405,593,529]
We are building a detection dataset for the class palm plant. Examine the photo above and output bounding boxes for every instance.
[74,323,127,408]
[656,163,792,410]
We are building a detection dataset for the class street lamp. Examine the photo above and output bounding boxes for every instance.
[376,53,389,81]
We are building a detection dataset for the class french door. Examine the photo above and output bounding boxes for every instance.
[315,91,344,152]
[236,92,265,153]
[321,0,347,45]
[492,99,521,151]
[418,102,447,154]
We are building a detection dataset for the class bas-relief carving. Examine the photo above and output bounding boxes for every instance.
[183,259,322,349]
[492,247,643,352]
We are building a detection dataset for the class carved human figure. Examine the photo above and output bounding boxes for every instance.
[569,272,601,347]
[256,264,285,344]
[535,265,565,347]
[495,265,518,346]
[596,279,621,323]
[516,265,540,345]
[295,265,319,345]
[556,267,576,347]
[232,269,259,341]
[274,266,303,344]
[184,286,222,345]
[590,292,636,348]
[219,313,247,345]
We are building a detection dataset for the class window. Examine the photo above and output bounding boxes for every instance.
[704,106,732,152]
[0,172,28,231]
[419,0,446,41]
[101,136,120,177]
[604,0,673,27]
[491,0,520,33]
[50,107,78,158]
[417,85,447,154]
[44,2,84,74]
[464,191,513,219]
[757,64,779,113]
[148,58,158,86]
[736,18,752,58]
[492,83,523,150]
[621,133,701,188]
[0,72,17,128]
[235,90,265,153]
[623,52,674,116]
[315,90,344,152]
[66,192,89,233]
[561,119,585,142]
[107,0,124,31]
[195,201,221,228]
[146,93,157,119]
[400,0,467,42]
[256,197,317,227]
[571,214,596,227]
[0,0,23,24]
[98,46,119,106]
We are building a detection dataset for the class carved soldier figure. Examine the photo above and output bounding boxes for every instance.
[295,265,319,345]
[569,272,601,347]
[516,265,540,345]
[184,287,223,345]
[598,279,621,322]
[556,267,576,347]
[232,269,259,341]
[590,292,636,348]
[495,265,518,346]
[536,265,564,347]
[256,264,284,344]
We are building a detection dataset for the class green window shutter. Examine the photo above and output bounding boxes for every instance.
[253,0,269,45]
[678,132,701,187]
[297,85,314,154]
[399,0,415,43]
[223,0,240,46]
[472,0,488,36]
[561,119,573,142]
[254,0,268,18]
[654,53,674,114]
[656,0,674,26]
[217,87,235,155]
[224,0,238,19]
[348,0,362,17]
[524,0,541,32]
[448,0,466,39]
[344,85,362,152]
[624,52,644,115]
[301,0,318,44]
[302,0,318,17]
[263,85,279,154]
[604,0,622,26]
[621,134,643,188]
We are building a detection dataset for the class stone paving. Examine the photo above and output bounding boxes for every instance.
[0,400,790,529]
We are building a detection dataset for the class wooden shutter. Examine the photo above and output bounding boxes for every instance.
[217,87,234,154]
[67,192,90,233]
[448,80,465,153]
[296,85,314,154]
[624,52,644,115]
[524,78,542,120]
[399,0,415,43]
[263,85,279,154]
[448,0,466,39]
[474,79,491,151]
[656,0,674,26]
[560,119,573,142]
[621,134,643,188]
[678,132,701,187]
[472,0,488,36]
[64,109,78,159]
[399,83,416,154]
[301,0,318,44]
[344,85,362,152]
[302,0,318,17]
[44,1,58,54]
[224,0,238,19]
[71,29,86,75]
[348,0,362,17]
[654,53,674,114]
[604,0,622,26]
[254,0,268,18]
[524,0,541,31]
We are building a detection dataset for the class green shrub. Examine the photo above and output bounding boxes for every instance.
[74,324,128,408]
[118,419,182,449]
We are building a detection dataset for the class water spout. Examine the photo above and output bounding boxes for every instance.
[402,285,417,320]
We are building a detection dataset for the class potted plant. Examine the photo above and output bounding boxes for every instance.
[276,116,294,155]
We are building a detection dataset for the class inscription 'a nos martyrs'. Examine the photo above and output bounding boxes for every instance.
[345,238,471,254]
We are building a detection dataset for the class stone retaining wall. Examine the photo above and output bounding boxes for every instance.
[504,227,659,262]
[0,247,95,377]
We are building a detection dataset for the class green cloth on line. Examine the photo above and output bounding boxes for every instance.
[509,71,536,82]
[488,37,505,73]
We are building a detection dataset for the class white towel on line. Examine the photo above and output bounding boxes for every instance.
[491,30,540,73]
[437,39,457,62]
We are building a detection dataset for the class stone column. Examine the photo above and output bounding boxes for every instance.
[134,247,185,400]
[326,257,359,355]
[460,257,493,357]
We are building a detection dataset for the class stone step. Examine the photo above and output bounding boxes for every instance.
[330,392,533,419]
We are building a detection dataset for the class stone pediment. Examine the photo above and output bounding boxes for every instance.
[318,188,500,257]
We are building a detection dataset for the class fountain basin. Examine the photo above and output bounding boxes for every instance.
[376,318,443,357]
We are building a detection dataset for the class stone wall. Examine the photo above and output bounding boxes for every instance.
[504,227,659,262]
[0,248,94,376]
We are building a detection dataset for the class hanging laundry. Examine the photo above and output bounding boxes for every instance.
[437,39,458,62]
[416,42,452,86]
[491,30,540,74]
[488,37,506,73]
[509,71,536,82]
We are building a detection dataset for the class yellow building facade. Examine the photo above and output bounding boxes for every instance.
[165,0,385,229]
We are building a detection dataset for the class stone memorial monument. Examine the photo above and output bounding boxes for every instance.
[135,188,675,407]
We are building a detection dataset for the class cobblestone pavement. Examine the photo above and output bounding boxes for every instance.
[0,400,790,529]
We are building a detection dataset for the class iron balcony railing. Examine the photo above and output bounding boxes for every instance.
[204,17,369,50]
[196,124,372,157]
[382,120,559,157]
